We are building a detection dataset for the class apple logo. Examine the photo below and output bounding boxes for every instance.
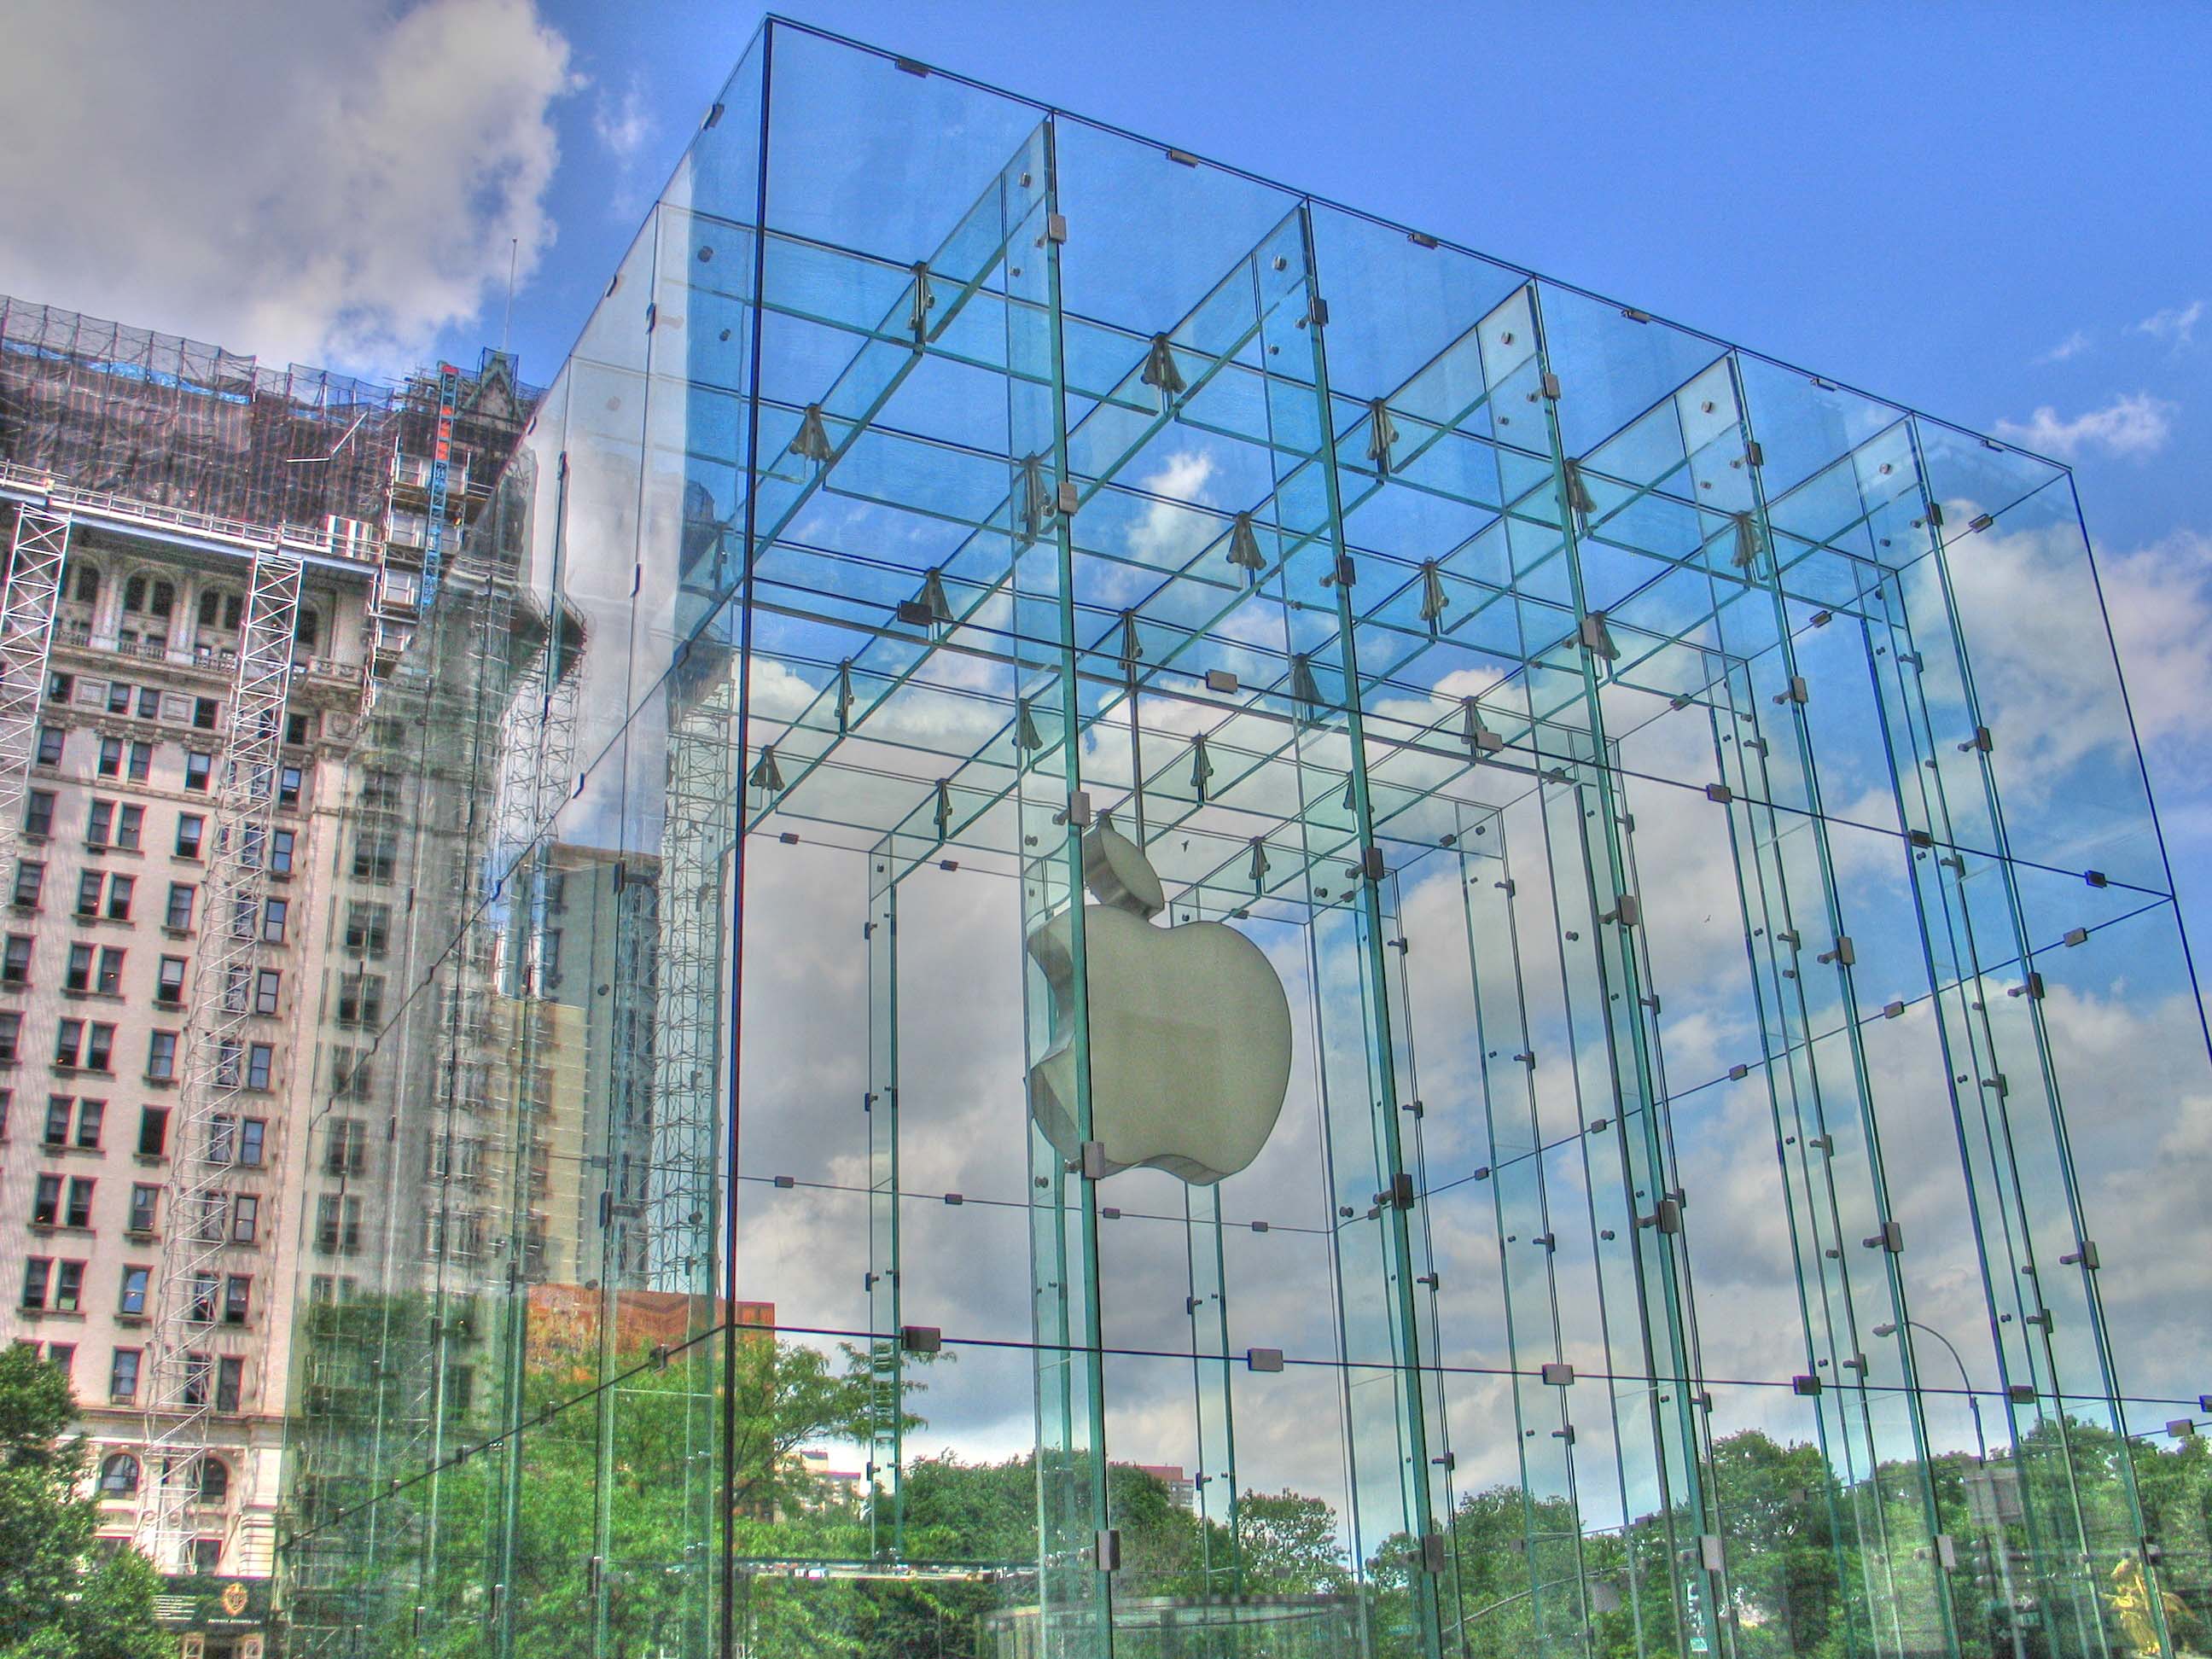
[1026,820,1293,1184]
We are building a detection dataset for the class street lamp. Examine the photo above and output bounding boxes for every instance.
[1874,1319,2025,1659]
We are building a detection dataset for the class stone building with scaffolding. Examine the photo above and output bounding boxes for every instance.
[0,294,531,1656]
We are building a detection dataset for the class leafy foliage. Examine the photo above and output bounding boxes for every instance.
[0,1345,169,1659]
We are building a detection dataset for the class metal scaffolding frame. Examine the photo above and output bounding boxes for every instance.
[0,502,70,848]
[138,547,301,1574]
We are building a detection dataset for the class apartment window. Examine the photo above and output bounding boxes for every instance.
[136,1106,167,1157]
[106,682,131,715]
[97,737,122,777]
[214,1356,242,1412]
[247,1044,272,1091]
[42,1343,73,1380]
[31,1176,60,1225]
[146,1031,176,1080]
[207,1115,234,1164]
[198,590,243,629]
[165,883,195,932]
[0,1010,20,1062]
[118,1265,148,1316]
[331,1047,370,1100]
[315,1196,362,1255]
[71,566,98,604]
[337,973,384,1028]
[10,861,40,913]
[64,1178,92,1227]
[253,969,280,1016]
[105,875,131,921]
[325,1116,367,1176]
[156,957,185,1005]
[229,894,253,940]
[67,945,112,995]
[0,1086,11,1138]
[85,800,113,846]
[22,789,54,839]
[58,1022,112,1072]
[214,1039,240,1088]
[20,1257,51,1308]
[108,1348,141,1403]
[127,742,150,782]
[3,934,31,987]
[230,1195,258,1243]
[136,686,160,719]
[285,712,311,746]
[279,765,304,807]
[344,903,390,958]
[352,829,397,882]
[183,751,211,792]
[73,872,99,918]
[45,1096,101,1148]
[174,815,204,859]
[239,1117,265,1167]
[127,1185,156,1234]
[223,1276,250,1325]
[98,1453,139,1497]
[114,806,143,851]
[191,1540,220,1577]
[262,898,287,944]
[189,1274,218,1323]
[34,727,63,766]
[270,828,294,876]
[52,1261,83,1312]
[192,697,218,731]
[182,1351,211,1408]
[45,671,71,704]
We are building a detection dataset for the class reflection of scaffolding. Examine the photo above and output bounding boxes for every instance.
[647,661,736,1294]
[0,504,69,846]
[140,547,301,1574]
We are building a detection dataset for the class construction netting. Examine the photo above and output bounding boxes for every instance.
[0,294,522,533]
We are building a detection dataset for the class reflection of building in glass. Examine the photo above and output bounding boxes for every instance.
[269,20,2212,1659]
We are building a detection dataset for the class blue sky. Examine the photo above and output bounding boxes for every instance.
[4,0,2205,927]
[496,0,2212,940]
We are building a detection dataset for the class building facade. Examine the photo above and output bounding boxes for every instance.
[0,296,527,1655]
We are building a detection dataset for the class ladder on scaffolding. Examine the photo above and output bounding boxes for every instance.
[139,546,301,1575]
[0,504,72,849]
[417,364,462,612]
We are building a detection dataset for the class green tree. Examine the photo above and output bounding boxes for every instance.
[0,1344,169,1659]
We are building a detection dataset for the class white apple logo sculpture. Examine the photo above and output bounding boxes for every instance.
[1027,821,1293,1184]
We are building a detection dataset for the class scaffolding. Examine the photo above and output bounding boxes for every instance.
[138,547,302,1574]
[0,503,71,847]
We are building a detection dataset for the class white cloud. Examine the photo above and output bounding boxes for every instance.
[591,76,653,162]
[0,0,579,377]
[1992,391,2177,461]
[2034,329,2092,364]
[2132,299,2204,347]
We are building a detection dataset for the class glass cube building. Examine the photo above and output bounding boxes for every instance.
[277,19,2212,1659]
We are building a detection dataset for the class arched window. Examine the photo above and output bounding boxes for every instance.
[71,564,99,605]
[150,581,175,619]
[124,574,147,613]
[98,1452,140,1496]
[196,1457,230,1503]
[295,609,320,650]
